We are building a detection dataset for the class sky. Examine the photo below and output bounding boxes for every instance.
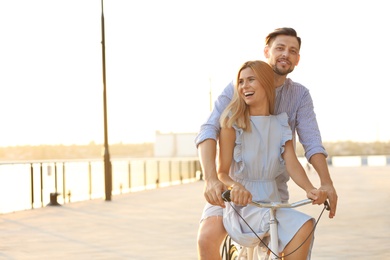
[1,0,389,146]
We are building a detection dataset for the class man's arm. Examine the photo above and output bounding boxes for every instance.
[296,89,338,218]
[309,153,337,218]
[195,82,234,147]
[198,139,226,207]
[195,82,234,206]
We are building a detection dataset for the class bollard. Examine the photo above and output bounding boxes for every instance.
[47,192,61,206]
[196,170,203,181]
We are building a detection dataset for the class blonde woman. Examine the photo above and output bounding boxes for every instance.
[216,60,326,259]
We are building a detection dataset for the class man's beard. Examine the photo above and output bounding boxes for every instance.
[272,64,294,76]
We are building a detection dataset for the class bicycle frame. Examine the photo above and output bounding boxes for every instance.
[253,199,313,260]
[222,190,327,260]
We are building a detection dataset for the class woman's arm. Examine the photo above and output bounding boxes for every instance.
[283,140,326,204]
[217,127,252,206]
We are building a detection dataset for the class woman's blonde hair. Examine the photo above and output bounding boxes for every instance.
[220,60,274,131]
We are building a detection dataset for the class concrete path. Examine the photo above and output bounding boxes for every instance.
[0,166,389,259]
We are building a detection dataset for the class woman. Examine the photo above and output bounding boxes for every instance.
[217,60,327,259]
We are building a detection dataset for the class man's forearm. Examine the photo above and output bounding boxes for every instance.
[198,139,218,181]
[309,153,338,218]
[309,153,333,186]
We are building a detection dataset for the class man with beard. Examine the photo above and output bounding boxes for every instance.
[195,27,338,260]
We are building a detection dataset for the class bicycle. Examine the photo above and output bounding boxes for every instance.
[220,190,330,260]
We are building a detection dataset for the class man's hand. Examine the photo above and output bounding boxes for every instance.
[203,178,226,207]
[320,184,338,218]
[309,154,338,218]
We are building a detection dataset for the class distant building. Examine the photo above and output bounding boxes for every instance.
[154,131,198,157]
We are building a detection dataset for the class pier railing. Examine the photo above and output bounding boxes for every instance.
[3,155,389,214]
[0,157,202,214]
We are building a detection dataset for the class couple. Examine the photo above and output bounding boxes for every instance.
[195,28,338,260]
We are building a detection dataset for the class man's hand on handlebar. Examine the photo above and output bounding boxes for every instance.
[203,178,226,207]
[320,183,338,218]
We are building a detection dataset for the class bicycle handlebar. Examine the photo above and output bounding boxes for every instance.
[222,190,330,211]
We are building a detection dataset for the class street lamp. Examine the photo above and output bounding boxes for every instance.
[101,0,112,201]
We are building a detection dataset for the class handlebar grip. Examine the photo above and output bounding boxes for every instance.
[324,200,331,211]
[223,189,330,211]
[222,190,231,202]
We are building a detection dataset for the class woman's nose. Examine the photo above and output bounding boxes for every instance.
[240,81,248,89]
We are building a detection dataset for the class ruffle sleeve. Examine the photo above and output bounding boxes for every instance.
[232,124,245,175]
[276,113,293,164]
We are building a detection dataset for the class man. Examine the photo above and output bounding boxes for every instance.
[195,27,338,259]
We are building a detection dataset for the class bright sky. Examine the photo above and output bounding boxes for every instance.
[1,0,389,146]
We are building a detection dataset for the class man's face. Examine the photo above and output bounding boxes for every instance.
[264,35,300,76]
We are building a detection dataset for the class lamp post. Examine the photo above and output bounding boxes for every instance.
[101,0,112,201]
[209,77,212,111]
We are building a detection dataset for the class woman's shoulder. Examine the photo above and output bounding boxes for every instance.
[273,113,292,138]
[273,112,289,125]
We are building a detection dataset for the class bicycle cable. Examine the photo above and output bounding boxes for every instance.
[226,200,329,259]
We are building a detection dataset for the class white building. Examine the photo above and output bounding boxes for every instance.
[154,131,198,157]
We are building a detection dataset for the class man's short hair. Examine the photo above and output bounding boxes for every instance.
[265,27,301,49]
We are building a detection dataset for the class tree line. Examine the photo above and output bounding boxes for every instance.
[0,142,154,161]
[0,141,389,161]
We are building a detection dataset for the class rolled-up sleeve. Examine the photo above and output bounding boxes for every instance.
[195,81,234,147]
[295,90,328,160]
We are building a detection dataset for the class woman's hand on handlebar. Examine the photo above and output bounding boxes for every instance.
[307,188,327,205]
[229,183,252,206]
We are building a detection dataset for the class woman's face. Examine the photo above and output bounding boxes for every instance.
[238,67,267,108]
